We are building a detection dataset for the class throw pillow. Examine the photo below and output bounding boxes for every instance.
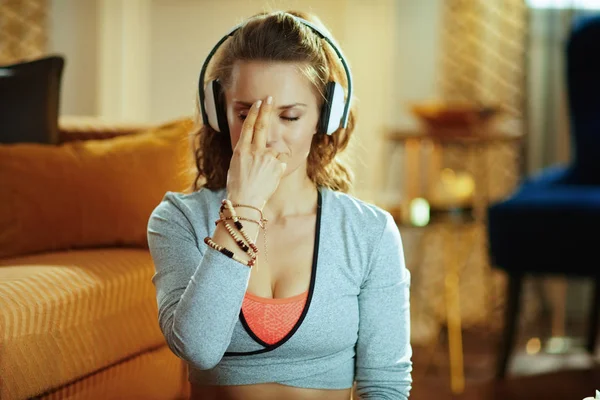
[0,118,195,259]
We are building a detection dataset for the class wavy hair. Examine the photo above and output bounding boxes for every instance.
[191,10,356,193]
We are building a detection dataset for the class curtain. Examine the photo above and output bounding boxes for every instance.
[0,0,48,64]
[527,4,599,173]
[440,0,529,137]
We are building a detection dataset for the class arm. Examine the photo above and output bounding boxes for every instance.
[354,212,413,399]
[147,192,252,370]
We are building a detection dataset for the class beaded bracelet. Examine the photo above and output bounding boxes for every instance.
[230,203,267,224]
[224,200,269,263]
[219,218,257,257]
[219,207,259,256]
[221,199,260,254]
[204,237,256,268]
[217,212,268,264]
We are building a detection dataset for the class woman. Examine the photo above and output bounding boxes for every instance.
[147,10,412,400]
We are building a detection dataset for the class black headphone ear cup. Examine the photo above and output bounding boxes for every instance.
[213,80,230,136]
[318,82,336,134]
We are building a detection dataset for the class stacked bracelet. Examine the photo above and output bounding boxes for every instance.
[222,218,250,253]
[219,217,257,257]
[203,199,265,269]
[226,201,269,263]
[204,237,256,268]
[221,199,260,254]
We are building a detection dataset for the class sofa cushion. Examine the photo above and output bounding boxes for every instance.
[0,118,195,259]
[38,345,188,400]
[0,248,167,400]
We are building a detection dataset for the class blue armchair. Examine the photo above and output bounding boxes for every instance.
[487,14,600,379]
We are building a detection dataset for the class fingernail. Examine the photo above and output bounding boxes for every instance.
[256,100,262,108]
[266,96,273,105]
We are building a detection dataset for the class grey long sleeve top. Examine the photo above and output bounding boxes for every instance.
[147,185,412,399]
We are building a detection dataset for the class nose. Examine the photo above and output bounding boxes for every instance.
[266,114,284,145]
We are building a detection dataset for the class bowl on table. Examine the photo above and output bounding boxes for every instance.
[410,102,502,137]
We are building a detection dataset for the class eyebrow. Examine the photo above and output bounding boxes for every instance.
[233,101,307,110]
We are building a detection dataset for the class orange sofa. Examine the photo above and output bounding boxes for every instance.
[0,118,194,400]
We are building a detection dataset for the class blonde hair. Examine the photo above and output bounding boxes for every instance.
[191,10,356,193]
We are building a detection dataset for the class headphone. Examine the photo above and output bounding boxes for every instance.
[198,14,353,136]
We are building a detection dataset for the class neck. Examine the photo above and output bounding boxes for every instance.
[263,163,318,221]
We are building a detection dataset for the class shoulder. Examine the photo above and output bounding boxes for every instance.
[153,187,225,214]
[323,188,393,231]
[322,188,405,283]
[148,187,226,233]
[322,187,399,258]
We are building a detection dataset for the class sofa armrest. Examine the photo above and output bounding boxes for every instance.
[59,116,153,143]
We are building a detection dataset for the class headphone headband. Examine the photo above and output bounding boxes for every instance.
[198,14,353,131]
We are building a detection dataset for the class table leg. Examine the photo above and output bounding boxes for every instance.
[444,226,465,394]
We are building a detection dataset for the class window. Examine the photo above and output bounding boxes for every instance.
[527,0,600,9]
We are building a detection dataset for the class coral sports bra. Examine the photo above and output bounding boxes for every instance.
[241,290,309,345]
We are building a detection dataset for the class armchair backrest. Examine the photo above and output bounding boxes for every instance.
[567,14,600,180]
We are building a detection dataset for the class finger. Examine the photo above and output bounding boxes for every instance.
[266,148,279,159]
[273,151,288,175]
[266,148,287,163]
[238,100,262,149]
[252,95,272,149]
[268,149,289,164]
[276,152,290,164]
[279,159,288,175]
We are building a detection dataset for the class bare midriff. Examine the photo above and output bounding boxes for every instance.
[190,383,352,400]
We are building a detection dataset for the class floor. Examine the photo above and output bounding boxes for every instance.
[409,326,599,400]
[397,218,599,399]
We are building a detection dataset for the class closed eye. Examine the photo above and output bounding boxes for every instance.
[237,114,300,122]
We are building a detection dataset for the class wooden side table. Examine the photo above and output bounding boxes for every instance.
[384,129,523,394]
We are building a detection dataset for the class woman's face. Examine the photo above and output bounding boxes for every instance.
[225,61,321,176]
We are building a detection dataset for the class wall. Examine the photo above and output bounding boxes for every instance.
[49,0,442,200]
[393,0,443,128]
[48,0,99,116]
[148,0,349,123]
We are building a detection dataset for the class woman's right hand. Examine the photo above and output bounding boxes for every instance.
[226,96,288,210]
